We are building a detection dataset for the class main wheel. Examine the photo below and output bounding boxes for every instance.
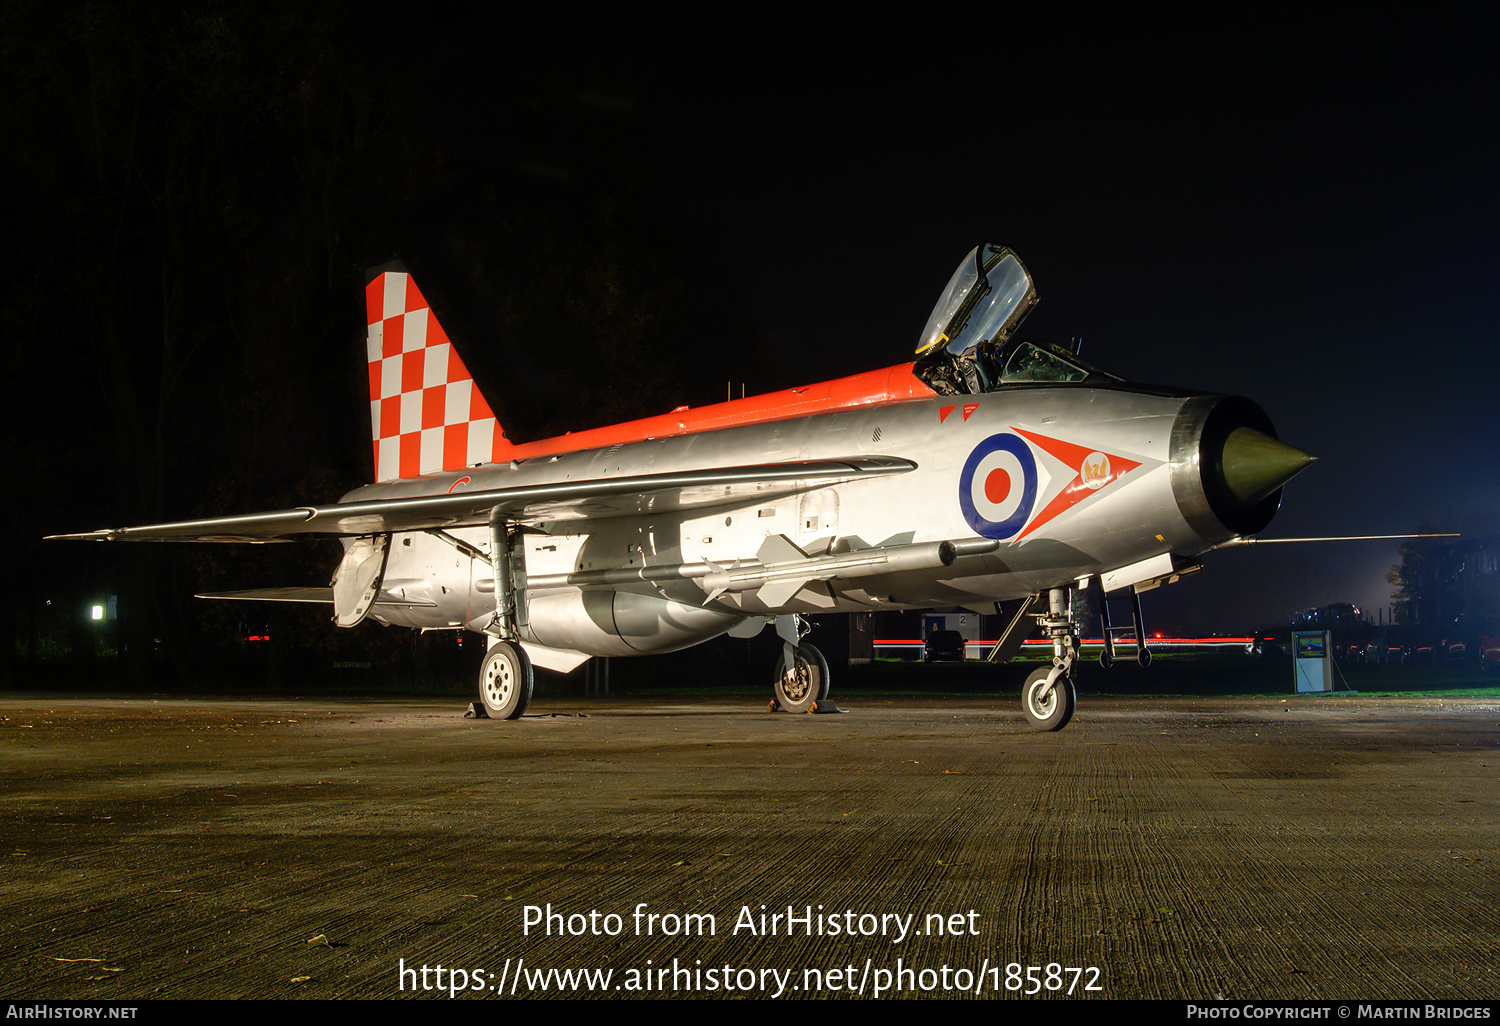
[1022,666,1076,732]
[479,641,533,720]
[772,642,830,713]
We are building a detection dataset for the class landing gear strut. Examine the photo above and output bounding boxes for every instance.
[475,508,532,720]
[1023,585,1079,732]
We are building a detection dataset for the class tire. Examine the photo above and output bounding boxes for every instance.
[478,641,533,720]
[773,642,830,713]
[1023,666,1076,732]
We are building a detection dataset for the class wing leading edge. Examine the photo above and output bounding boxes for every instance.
[48,457,917,542]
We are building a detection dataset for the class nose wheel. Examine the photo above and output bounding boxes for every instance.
[1023,666,1076,731]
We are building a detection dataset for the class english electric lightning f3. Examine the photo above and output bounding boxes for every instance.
[53,244,1316,730]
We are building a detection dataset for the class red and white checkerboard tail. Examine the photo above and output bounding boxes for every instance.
[363,263,517,483]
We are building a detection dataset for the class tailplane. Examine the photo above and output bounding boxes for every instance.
[364,262,516,482]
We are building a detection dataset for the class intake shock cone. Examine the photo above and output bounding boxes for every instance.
[1171,396,1315,543]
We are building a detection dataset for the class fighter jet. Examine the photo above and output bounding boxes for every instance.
[51,244,1316,730]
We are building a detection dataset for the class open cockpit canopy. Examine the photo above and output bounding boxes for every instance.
[913,243,1121,396]
[915,243,1036,359]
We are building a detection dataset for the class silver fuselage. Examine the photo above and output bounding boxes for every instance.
[342,383,1269,659]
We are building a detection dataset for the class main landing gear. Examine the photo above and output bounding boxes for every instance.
[773,642,830,713]
[476,510,532,720]
[479,640,533,720]
[768,614,831,713]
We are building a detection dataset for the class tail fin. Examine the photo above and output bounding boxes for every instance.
[364,262,515,482]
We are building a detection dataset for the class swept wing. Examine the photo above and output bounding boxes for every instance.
[47,457,916,543]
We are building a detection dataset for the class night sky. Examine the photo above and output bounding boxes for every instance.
[391,12,1499,633]
[10,8,1497,644]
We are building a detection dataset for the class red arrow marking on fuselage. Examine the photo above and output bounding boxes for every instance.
[1011,428,1142,539]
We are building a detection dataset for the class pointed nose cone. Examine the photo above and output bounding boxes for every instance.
[1220,427,1316,505]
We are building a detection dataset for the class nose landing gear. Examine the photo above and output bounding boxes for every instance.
[1023,665,1076,731]
[1024,586,1080,732]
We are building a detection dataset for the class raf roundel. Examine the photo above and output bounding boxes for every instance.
[959,434,1038,540]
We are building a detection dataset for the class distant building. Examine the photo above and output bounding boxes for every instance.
[1394,536,1500,633]
[1290,603,1369,628]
